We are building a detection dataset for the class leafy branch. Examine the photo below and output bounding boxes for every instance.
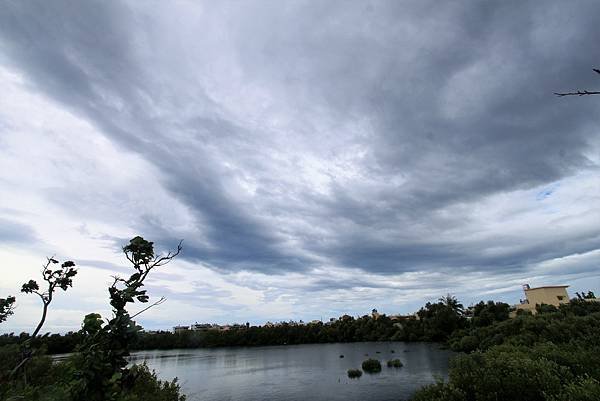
[73,236,182,400]
[0,295,16,323]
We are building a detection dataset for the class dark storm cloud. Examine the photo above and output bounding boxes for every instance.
[234,1,599,198]
[0,0,304,272]
[313,227,600,274]
[1,0,599,281]
[219,0,600,273]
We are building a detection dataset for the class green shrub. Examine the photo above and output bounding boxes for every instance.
[411,380,466,401]
[116,363,185,401]
[347,368,362,379]
[447,348,570,401]
[361,358,382,373]
[387,358,403,368]
[457,335,479,352]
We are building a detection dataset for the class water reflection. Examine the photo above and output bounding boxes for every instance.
[132,342,453,401]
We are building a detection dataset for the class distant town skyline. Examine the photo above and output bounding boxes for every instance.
[1,1,600,333]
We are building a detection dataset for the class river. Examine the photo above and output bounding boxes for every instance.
[130,342,453,401]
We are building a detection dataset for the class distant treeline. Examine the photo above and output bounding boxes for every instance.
[0,295,513,352]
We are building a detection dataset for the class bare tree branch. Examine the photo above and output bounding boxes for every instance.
[555,68,600,97]
[151,240,183,268]
[554,90,600,97]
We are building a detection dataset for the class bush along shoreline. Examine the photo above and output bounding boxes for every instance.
[412,299,600,401]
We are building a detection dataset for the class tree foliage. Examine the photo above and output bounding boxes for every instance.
[0,295,16,323]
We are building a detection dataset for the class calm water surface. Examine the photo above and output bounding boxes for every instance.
[131,342,453,401]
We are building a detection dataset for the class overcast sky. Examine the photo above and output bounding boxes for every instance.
[1,1,600,333]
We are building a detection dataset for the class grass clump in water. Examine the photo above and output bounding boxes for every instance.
[361,358,382,373]
[347,369,363,379]
[387,358,403,368]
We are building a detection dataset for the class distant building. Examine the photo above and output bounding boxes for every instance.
[389,314,416,321]
[512,284,569,316]
[190,323,212,331]
[173,325,189,333]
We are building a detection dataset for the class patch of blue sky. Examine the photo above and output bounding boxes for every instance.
[536,183,560,201]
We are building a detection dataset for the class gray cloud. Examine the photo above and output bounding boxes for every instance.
[1,0,599,287]
[0,217,37,245]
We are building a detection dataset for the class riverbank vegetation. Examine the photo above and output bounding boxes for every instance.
[412,299,600,400]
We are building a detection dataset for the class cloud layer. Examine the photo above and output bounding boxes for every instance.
[1,0,599,332]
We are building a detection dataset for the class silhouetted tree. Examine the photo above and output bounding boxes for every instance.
[21,257,77,338]
[10,257,76,384]
[439,294,464,314]
[417,295,466,341]
[576,291,596,300]
[471,300,510,327]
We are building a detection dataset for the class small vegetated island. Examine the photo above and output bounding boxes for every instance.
[347,355,402,379]
[1,238,600,400]
[361,358,382,373]
[387,358,403,368]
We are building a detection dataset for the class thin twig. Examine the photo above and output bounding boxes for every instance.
[131,296,167,319]
[151,240,183,267]
[554,90,600,97]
